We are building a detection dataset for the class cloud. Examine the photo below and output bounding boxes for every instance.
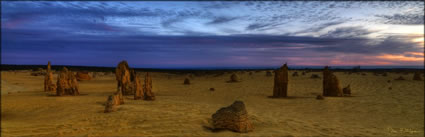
[376,13,424,25]
[206,16,239,25]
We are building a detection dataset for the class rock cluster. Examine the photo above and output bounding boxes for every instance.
[56,67,79,96]
[44,61,56,92]
[413,72,422,81]
[323,66,343,97]
[273,64,289,98]
[211,101,254,133]
[75,72,91,81]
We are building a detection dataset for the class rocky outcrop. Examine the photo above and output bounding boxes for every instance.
[143,72,155,101]
[44,61,56,92]
[31,68,46,76]
[75,72,91,81]
[212,101,253,133]
[273,64,289,98]
[115,61,132,95]
[413,72,422,81]
[56,67,79,96]
[323,66,343,97]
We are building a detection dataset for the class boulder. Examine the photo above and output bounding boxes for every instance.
[76,72,92,81]
[212,101,253,133]
[210,88,215,91]
[323,66,343,97]
[273,64,289,98]
[56,67,79,96]
[44,61,56,92]
[143,72,155,101]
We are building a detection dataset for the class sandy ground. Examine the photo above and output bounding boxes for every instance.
[1,70,424,137]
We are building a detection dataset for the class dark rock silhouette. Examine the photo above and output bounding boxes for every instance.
[210,88,215,91]
[212,101,253,133]
[184,77,191,85]
[343,85,351,96]
[413,72,422,81]
[273,64,289,98]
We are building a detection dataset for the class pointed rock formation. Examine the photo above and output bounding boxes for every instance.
[104,95,117,113]
[323,66,343,97]
[132,70,144,100]
[413,72,422,81]
[143,72,155,101]
[184,77,191,85]
[343,84,351,96]
[44,61,56,92]
[273,64,289,98]
[212,101,254,133]
[75,72,91,81]
[115,61,132,95]
[56,67,79,96]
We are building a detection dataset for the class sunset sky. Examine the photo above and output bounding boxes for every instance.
[1,1,424,68]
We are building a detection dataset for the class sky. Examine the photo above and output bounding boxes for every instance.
[1,1,424,68]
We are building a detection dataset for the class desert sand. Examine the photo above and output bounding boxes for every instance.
[1,70,424,136]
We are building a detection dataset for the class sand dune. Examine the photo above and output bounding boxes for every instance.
[1,70,424,136]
